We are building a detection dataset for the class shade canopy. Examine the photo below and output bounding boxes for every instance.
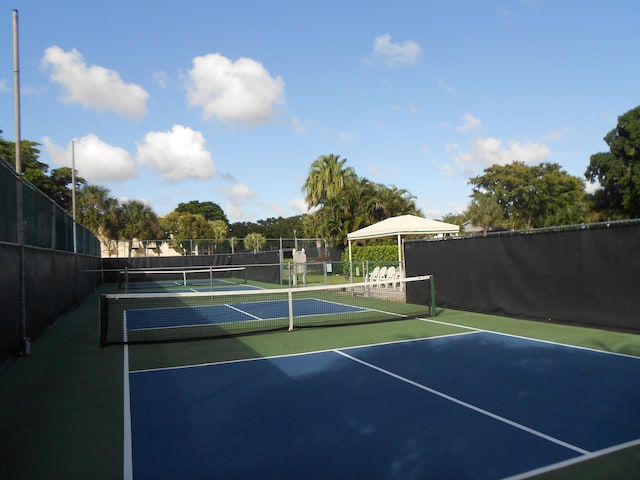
[347,215,459,241]
[347,215,460,274]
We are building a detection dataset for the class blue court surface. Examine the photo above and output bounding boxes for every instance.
[126,298,366,330]
[126,331,640,479]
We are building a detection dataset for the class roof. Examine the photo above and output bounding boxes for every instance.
[347,214,460,241]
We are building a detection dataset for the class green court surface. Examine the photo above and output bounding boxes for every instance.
[1,284,640,479]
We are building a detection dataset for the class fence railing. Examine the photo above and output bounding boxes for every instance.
[0,158,100,255]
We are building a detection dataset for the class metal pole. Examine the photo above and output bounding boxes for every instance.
[72,140,77,253]
[13,10,21,175]
[14,9,29,355]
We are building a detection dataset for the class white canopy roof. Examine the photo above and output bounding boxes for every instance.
[347,214,459,240]
[347,215,460,273]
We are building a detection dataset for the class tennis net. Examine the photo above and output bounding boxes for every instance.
[100,274,435,346]
[118,266,247,291]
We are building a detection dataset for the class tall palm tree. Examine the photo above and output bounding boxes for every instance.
[118,200,163,257]
[303,154,356,209]
[77,184,120,249]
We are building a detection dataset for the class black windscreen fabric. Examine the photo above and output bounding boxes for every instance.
[102,251,281,285]
[405,223,639,332]
[0,244,22,361]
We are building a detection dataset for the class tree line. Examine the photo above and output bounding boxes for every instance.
[1,105,638,254]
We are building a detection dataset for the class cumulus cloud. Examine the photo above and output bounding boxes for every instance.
[42,134,137,182]
[136,125,215,181]
[441,137,551,177]
[186,53,285,125]
[369,34,422,67]
[41,46,148,119]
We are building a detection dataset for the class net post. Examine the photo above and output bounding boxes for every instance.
[209,266,213,291]
[429,274,436,317]
[182,271,187,286]
[124,267,129,293]
[288,288,294,331]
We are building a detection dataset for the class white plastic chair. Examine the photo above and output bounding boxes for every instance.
[368,266,380,285]
[393,267,401,288]
[376,266,387,288]
[384,266,396,288]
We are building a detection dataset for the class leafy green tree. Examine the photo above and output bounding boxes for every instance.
[0,138,43,174]
[77,184,119,241]
[585,105,640,219]
[175,200,228,223]
[228,221,256,240]
[302,154,422,246]
[440,212,466,230]
[0,137,85,211]
[161,211,210,255]
[244,232,266,253]
[256,215,305,238]
[118,200,163,257]
[465,192,505,234]
[42,167,87,211]
[208,219,229,253]
[469,162,586,230]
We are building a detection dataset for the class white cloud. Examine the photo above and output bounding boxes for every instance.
[291,117,306,135]
[370,34,422,67]
[0,79,10,93]
[544,128,571,141]
[153,70,168,88]
[42,134,137,182]
[287,198,309,214]
[219,182,258,221]
[441,137,551,177]
[369,166,399,178]
[436,77,456,94]
[136,125,215,181]
[338,132,357,142]
[457,113,482,132]
[186,53,285,125]
[41,46,148,119]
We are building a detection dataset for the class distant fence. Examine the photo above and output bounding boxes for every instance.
[99,237,341,259]
[0,159,101,366]
[405,220,640,332]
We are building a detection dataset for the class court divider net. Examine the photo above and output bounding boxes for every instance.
[100,274,435,346]
[117,266,247,291]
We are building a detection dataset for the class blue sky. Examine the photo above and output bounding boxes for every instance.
[1,0,638,222]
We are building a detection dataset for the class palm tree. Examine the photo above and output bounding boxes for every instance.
[244,232,266,254]
[77,184,120,253]
[118,200,163,257]
[303,154,356,209]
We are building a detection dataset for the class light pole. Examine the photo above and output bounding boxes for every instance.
[71,140,77,253]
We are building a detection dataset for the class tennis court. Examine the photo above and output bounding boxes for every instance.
[126,297,367,331]
[126,330,640,479]
[3,283,640,479]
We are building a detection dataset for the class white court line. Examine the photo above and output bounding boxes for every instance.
[502,437,640,480]
[335,349,590,455]
[420,317,640,360]
[122,343,133,480]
